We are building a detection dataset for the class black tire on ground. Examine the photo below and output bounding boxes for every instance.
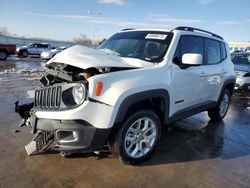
[0,50,8,60]
[109,110,161,165]
[208,89,231,121]
[21,50,28,57]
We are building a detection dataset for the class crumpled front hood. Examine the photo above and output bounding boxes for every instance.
[46,45,149,69]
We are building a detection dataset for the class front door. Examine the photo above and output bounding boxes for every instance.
[169,35,208,116]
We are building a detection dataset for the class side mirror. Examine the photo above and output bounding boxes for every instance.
[182,53,202,66]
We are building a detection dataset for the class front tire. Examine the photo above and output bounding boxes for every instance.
[110,110,161,165]
[208,89,231,121]
[21,50,28,57]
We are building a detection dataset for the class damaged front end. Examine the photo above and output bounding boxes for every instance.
[24,131,55,155]
[15,45,137,156]
[15,62,101,155]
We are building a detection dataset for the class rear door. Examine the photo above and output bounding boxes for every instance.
[36,44,47,54]
[202,39,226,101]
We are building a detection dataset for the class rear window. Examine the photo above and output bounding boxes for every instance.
[220,42,227,60]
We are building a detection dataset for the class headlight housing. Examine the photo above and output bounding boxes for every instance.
[72,83,86,105]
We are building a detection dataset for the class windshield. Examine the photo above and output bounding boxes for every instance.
[98,31,173,63]
[231,53,250,65]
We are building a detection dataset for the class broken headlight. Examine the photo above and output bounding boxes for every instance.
[72,83,86,105]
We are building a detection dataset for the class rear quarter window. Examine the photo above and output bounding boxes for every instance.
[220,42,227,60]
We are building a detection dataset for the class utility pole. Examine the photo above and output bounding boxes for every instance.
[88,10,101,46]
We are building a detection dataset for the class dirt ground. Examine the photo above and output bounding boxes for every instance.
[0,58,250,188]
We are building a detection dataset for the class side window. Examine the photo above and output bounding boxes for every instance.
[180,35,204,60]
[220,42,227,60]
[205,39,221,64]
[173,35,204,64]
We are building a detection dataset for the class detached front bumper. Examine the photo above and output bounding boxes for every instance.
[32,117,111,151]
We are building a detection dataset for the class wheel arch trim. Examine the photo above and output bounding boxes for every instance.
[114,89,170,125]
[218,77,236,102]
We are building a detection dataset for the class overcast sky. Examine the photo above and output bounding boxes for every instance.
[0,0,250,41]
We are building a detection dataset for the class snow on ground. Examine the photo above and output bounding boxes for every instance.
[0,55,46,80]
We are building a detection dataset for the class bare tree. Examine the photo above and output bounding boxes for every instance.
[98,38,107,45]
[73,34,92,45]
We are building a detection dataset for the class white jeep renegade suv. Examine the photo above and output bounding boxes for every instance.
[16,26,235,164]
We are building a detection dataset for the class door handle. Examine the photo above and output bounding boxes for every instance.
[221,69,227,74]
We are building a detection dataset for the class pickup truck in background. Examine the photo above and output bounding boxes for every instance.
[0,44,16,60]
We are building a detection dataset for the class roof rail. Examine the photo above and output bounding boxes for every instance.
[121,28,135,31]
[173,26,223,40]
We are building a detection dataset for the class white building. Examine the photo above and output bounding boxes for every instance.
[228,41,250,52]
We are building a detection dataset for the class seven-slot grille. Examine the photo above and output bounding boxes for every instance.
[34,86,62,109]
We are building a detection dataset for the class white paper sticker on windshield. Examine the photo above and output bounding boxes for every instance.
[145,34,167,40]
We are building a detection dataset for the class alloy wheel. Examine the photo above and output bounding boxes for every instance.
[219,93,229,117]
[124,118,157,158]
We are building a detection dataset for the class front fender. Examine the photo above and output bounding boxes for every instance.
[114,89,170,124]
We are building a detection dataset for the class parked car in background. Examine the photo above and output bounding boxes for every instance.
[41,47,67,60]
[230,47,245,54]
[16,43,54,57]
[231,52,250,93]
[0,44,16,60]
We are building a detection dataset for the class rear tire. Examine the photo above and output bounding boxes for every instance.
[0,50,7,60]
[208,89,231,121]
[109,110,161,165]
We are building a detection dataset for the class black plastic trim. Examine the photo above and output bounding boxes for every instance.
[88,97,112,106]
[175,100,184,104]
[115,89,170,124]
[218,77,236,99]
[166,101,217,124]
[35,119,111,150]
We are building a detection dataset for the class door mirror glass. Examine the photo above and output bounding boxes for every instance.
[182,53,202,66]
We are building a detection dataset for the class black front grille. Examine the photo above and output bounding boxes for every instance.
[34,86,61,109]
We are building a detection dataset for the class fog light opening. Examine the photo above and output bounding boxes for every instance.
[56,130,79,143]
